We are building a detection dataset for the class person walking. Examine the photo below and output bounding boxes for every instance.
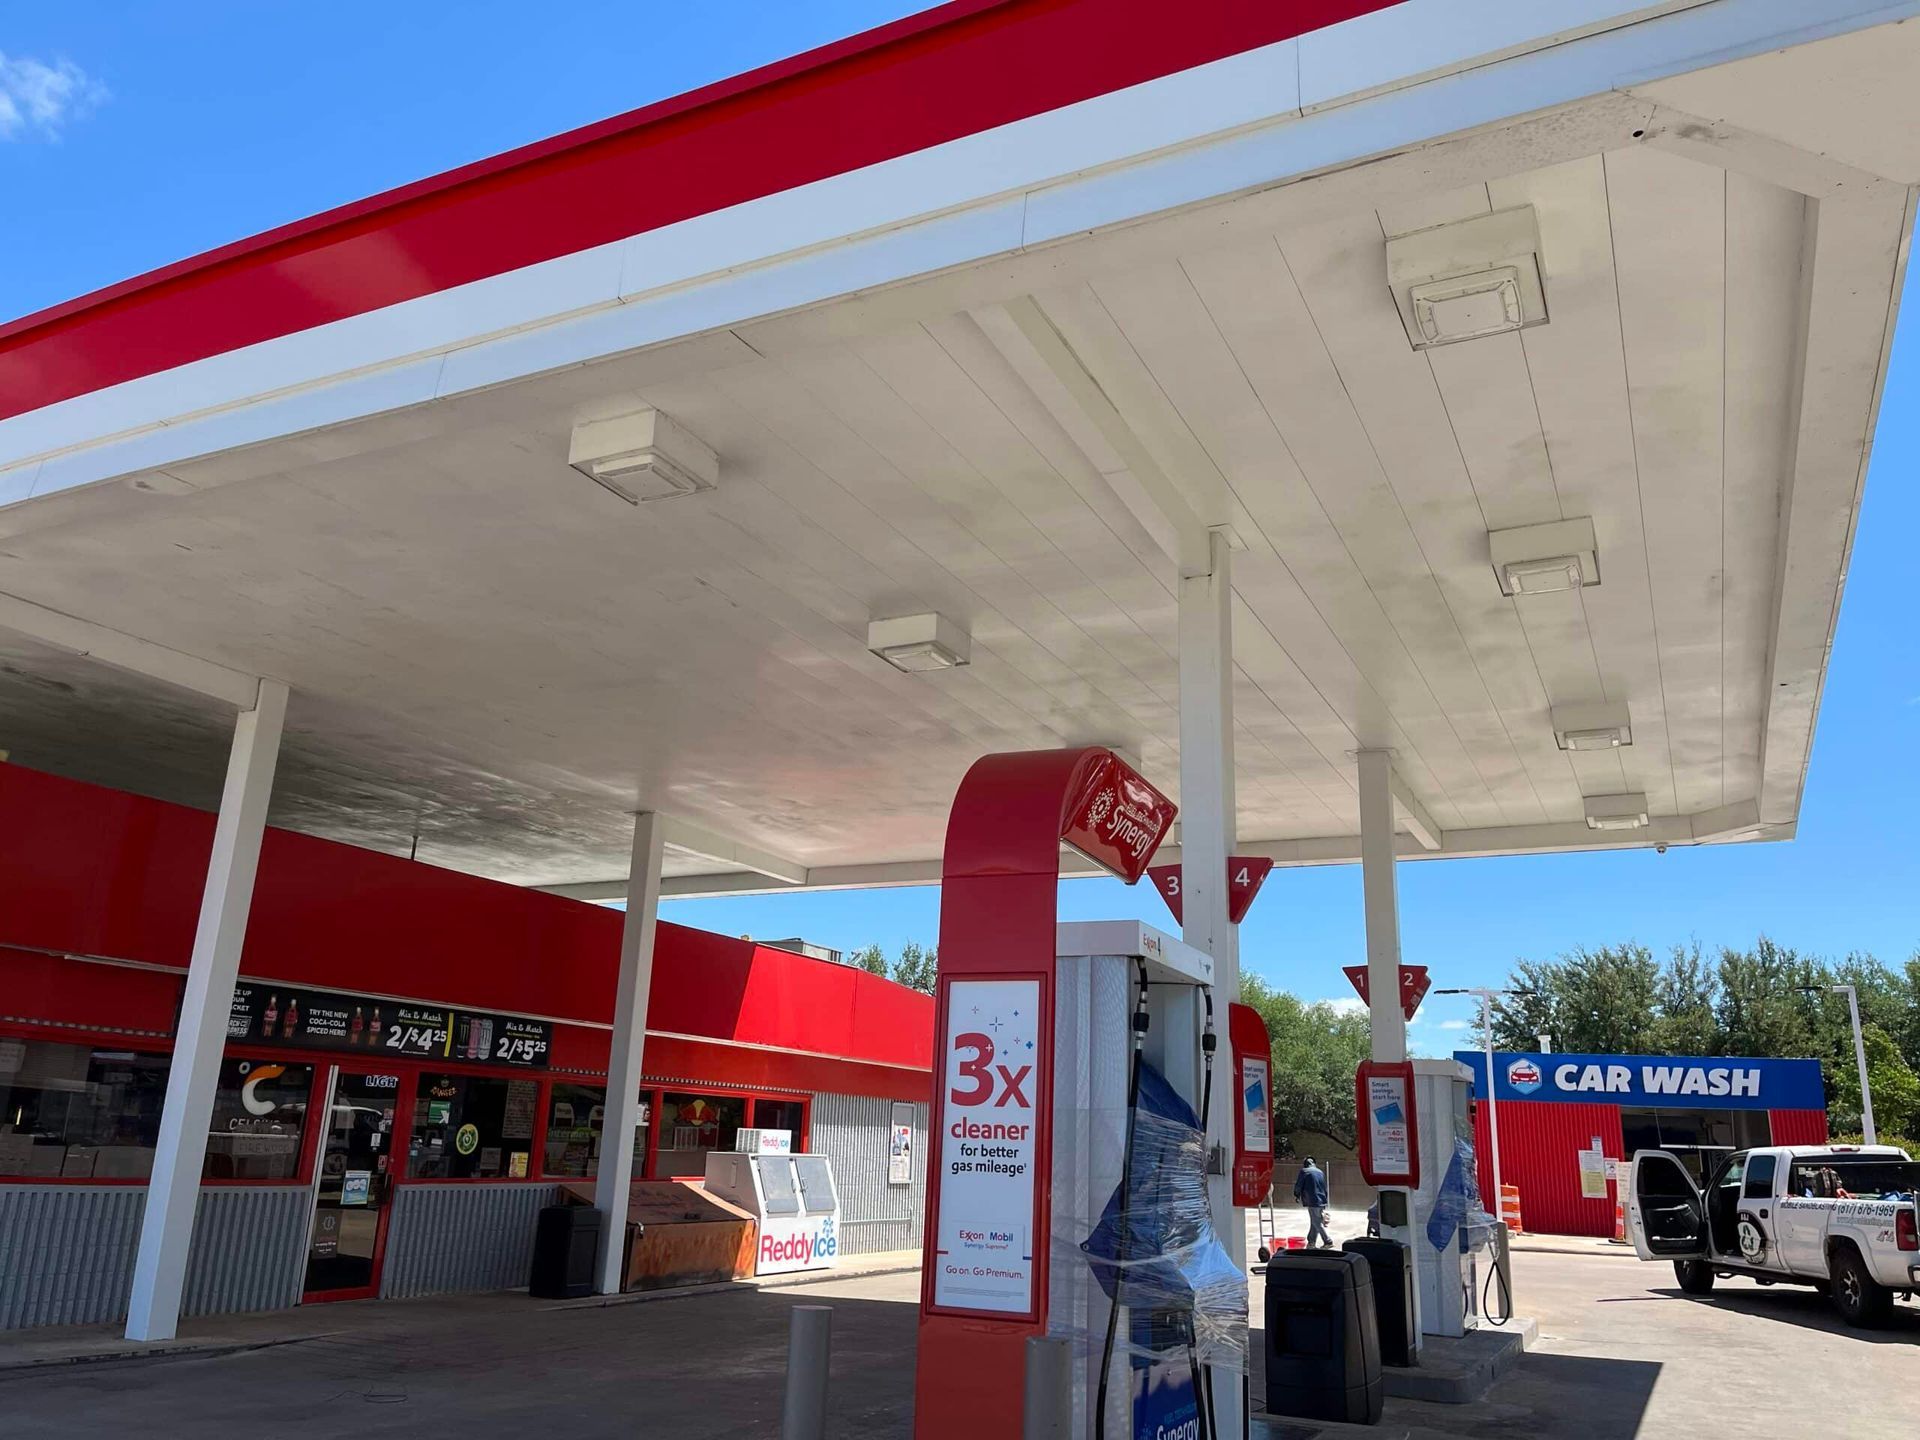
[1293,1156,1332,1248]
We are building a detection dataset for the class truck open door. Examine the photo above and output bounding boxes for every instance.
[1627,1150,1707,1262]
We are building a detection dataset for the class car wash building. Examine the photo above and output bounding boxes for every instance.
[1457,1049,1828,1237]
[0,763,933,1330]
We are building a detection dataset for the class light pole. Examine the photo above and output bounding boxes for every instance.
[1437,987,1509,1215]
[1801,983,1875,1144]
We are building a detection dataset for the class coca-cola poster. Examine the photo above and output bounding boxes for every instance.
[226,982,550,1069]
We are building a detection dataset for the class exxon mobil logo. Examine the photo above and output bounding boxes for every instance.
[1506,1058,1545,1094]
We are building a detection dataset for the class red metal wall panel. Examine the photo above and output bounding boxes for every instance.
[0,763,931,1094]
[0,0,1400,420]
[1768,1109,1830,1146]
[1473,1100,1625,1239]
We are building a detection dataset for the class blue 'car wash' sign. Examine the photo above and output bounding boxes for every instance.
[1454,1051,1824,1111]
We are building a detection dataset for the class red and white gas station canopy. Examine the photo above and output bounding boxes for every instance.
[1,0,1914,895]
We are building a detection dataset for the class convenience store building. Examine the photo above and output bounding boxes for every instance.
[0,764,932,1329]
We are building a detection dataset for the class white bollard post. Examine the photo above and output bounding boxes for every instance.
[782,1305,832,1440]
[1022,1335,1072,1439]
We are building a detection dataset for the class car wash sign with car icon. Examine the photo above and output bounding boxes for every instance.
[1462,1051,1826,1110]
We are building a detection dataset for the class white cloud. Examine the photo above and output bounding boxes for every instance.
[1314,997,1367,1016]
[1439,1019,1471,1030]
[0,53,107,140]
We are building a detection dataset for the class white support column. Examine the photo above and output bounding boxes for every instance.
[1178,528,1242,1438]
[596,809,665,1295]
[125,680,287,1342]
[1356,750,1407,1064]
[1356,747,1421,1346]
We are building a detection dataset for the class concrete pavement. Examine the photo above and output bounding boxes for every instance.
[1,1243,1912,1436]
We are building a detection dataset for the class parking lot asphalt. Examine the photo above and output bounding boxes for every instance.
[1,1245,1912,1437]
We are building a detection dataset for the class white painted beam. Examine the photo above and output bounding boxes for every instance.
[615,803,1770,898]
[125,680,287,1341]
[974,297,1228,578]
[660,816,806,886]
[0,591,261,708]
[597,810,664,1294]
[1387,773,1443,851]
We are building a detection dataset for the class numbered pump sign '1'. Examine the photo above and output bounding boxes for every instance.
[1341,963,1432,1022]
[227,982,551,1069]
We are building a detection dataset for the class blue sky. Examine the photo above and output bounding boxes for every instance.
[7,4,1917,1054]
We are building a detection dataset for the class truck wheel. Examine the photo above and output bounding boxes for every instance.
[1830,1245,1893,1327]
[1673,1259,1716,1295]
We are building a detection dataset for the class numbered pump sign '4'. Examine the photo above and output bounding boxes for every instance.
[1144,856,1273,926]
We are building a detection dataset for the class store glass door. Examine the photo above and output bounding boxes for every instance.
[304,1068,403,1301]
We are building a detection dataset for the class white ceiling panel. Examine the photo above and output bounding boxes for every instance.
[0,73,1895,892]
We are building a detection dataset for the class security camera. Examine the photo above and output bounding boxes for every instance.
[1655,843,1668,855]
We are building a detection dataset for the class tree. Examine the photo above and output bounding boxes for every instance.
[1648,941,1718,1055]
[891,941,938,994]
[1487,944,1660,1053]
[1715,936,1820,1059]
[1240,974,1371,1148]
[1832,1025,1920,1139]
[849,944,889,978]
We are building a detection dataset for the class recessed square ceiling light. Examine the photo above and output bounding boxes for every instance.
[1410,267,1526,346]
[1386,208,1548,350]
[568,408,718,505]
[1489,517,1600,597]
[1584,792,1650,831]
[868,614,971,673]
[1551,701,1633,752]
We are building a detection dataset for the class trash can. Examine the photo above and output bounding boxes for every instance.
[1263,1250,1384,1425]
[530,1204,607,1299]
[1342,1237,1417,1368]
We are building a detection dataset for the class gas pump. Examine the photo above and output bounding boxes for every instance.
[914,748,1250,1440]
[1407,1059,1501,1337]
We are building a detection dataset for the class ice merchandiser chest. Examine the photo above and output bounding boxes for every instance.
[703,1149,841,1277]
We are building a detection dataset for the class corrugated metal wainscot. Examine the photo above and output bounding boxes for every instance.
[0,1184,307,1330]
[809,1093,927,1256]
[379,1182,560,1300]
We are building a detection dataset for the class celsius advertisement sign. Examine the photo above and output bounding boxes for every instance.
[1457,1051,1825,1111]
[930,977,1040,1316]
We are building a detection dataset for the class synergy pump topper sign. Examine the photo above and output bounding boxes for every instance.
[931,978,1040,1315]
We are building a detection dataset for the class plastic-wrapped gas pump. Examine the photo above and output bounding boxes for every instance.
[1423,1133,1510,1326]
[1051,962,1247,1440]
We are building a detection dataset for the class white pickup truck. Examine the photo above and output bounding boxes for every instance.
[1626,1144,1919,1327]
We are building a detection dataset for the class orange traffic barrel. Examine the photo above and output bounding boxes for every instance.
[1499,1183,1524,1233]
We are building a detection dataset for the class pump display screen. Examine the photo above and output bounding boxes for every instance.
[930,978,1041,1316]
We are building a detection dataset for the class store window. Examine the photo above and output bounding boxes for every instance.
[655,1092,745,1178]
[0,1040,168,1179]
[204,1058,314,1180]
[752,1098,805,1142]
[544,1085,651,1180]
[407,1073,540,1180]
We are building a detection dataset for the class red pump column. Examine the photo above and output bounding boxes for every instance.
[913,747,1174,1440]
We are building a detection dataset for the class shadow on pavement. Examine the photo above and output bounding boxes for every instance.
[0,1285,922,1439]
[1405,1351,1660,1440]
[1637,1285,1920,1344]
